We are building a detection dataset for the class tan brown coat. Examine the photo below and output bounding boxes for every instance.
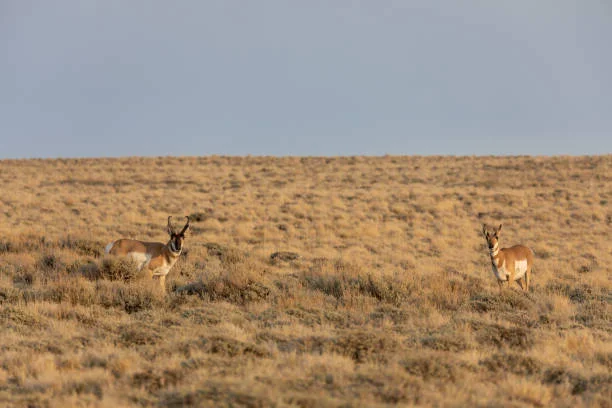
[482,224,534,293]
[105,216,190,290]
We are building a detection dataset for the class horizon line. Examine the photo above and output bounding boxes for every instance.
[2,152,611,161]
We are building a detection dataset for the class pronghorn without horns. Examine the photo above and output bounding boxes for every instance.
[482,223,534,294]
[105,216,190,290]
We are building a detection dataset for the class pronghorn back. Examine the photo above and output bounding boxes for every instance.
[106,239,166,256]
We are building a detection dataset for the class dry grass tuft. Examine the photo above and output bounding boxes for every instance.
[480,352,543,376]
[89,257,144,282]
[470,319,535,350]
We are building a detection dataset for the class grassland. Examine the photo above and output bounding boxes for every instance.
[0,155,610,407]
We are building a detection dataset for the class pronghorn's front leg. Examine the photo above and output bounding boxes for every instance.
[154,275,166,291]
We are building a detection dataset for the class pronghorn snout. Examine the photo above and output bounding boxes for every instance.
[173,239,182,252]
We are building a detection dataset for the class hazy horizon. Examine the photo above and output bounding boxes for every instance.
[2,1,611,159]
[2,152,611,161]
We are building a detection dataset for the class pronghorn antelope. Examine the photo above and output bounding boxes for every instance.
[105,216,190,290]
[482,223,534,294]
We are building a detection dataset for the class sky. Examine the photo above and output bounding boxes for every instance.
[1,1,611,158]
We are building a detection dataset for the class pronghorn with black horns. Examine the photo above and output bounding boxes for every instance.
[482,223,534,294]
[105,216,190,290]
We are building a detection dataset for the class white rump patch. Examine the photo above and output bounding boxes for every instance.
[514,259,528,279]
[104,242,114,254]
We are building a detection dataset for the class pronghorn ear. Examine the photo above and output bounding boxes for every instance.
[481,224,488,237]
[497,224,503,233]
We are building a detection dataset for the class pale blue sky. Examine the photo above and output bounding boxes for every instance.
[1,1,611,158]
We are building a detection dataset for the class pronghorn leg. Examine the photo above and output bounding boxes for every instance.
[497,280,503,295]
[516,278,524,290]
[524,268,531,292]
[151,274,166,292]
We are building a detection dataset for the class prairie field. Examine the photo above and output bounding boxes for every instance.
[0,155,610,407]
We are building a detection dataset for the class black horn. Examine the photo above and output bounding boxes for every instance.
[179,216,190,235]
[167,216,176,235]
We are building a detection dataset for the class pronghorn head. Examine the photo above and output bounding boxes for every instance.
[167,216,190,254]
[482,223,502,252]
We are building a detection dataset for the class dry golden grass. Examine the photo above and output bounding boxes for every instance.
[0,155,610,407]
